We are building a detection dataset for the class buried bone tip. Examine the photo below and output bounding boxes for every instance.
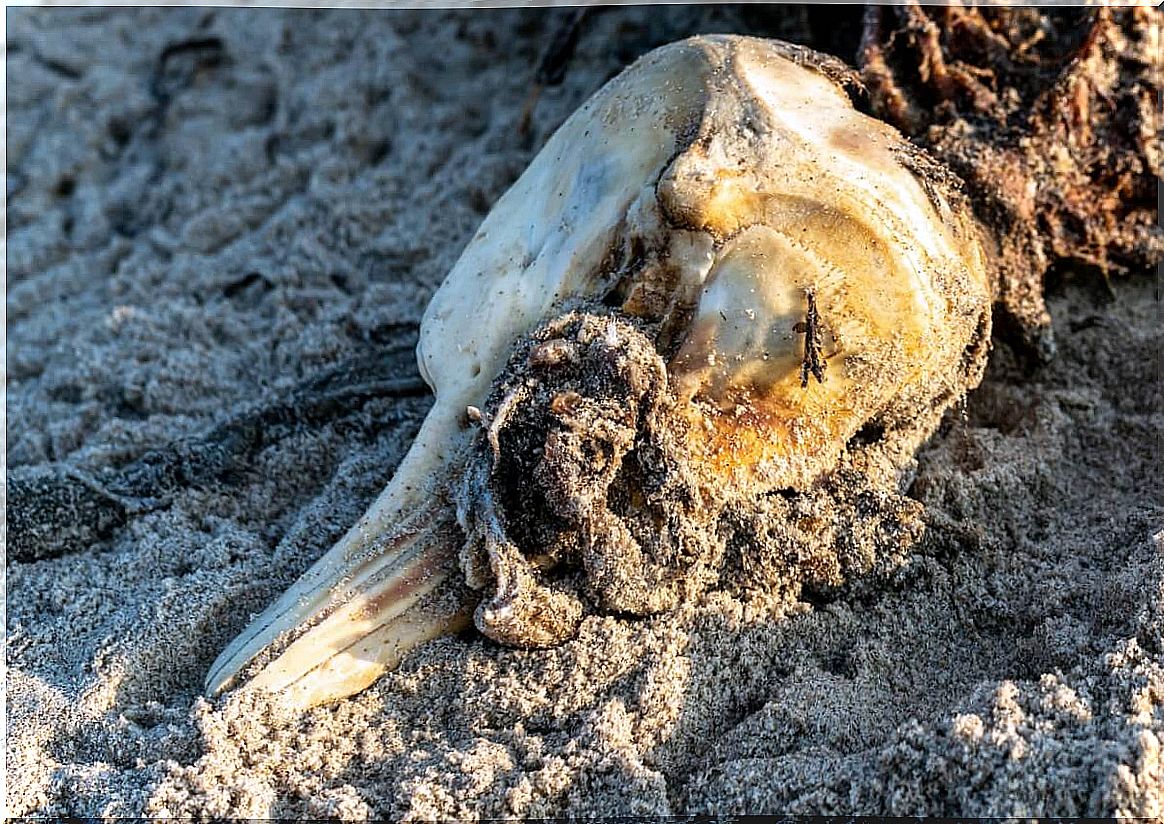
[208,34,990,707]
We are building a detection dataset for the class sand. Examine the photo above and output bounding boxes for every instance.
[6,6,1162,819]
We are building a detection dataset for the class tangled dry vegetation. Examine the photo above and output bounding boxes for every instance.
[860,5,1161,359]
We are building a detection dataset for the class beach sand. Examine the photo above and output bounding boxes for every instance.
[7,6,1162,818]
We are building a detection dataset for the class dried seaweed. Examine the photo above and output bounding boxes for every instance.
[859,4,1162,361]
[456,311,927,648]
[7,346,430,564]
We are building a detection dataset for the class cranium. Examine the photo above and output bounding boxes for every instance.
[205,35,991,708]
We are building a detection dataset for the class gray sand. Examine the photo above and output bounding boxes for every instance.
[6,6,1162,818]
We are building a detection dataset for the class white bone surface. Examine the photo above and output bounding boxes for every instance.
[206,35,990,708]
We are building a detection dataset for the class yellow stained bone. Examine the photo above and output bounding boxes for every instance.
[206,35,989,709]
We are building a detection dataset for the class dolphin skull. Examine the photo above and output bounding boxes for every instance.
[205,35,991,708]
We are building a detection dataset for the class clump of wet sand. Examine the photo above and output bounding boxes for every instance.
[6,6,1161,819]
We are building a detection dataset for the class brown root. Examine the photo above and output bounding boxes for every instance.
[859,4,1163,361]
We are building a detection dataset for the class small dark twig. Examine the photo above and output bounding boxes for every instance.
[518,8,597,138]
[7,347,431,564]
[795,291,828,389]
[535,8,594,88]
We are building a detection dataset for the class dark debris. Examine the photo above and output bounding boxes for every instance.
[859,4,1162,363]
[7,347,430,564]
